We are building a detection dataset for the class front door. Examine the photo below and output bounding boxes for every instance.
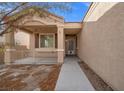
[65,38,76,56]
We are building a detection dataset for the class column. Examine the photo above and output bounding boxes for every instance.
[30,33,35,58]
[57,25,64,64]
[5,31,15,48]
[4,29,16,65]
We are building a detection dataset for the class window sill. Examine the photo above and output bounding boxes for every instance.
[35,48,57,52]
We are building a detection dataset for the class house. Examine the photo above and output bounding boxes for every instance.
[3,2,124,90]
[4,6,82,64]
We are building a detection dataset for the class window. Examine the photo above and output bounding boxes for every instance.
[39,34,55,48]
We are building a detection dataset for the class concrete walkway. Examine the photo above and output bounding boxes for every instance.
[55,57,94,91]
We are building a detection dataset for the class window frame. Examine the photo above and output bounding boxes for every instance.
[39,33,55,49]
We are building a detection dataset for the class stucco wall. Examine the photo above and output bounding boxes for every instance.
[0,36,4,43]
[4,48,30,64]
[15,30,30,49]
[0,52,4,64]
[78,3,124,90]
[34,51,57,58]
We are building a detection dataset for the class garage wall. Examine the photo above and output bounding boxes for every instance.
[78,3,124,90]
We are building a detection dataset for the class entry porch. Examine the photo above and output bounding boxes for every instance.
[4,24,65,64]
[4,23,81,64]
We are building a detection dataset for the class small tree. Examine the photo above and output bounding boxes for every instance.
[0,2,72,35]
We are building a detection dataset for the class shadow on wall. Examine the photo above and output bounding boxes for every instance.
[78,3,124,90]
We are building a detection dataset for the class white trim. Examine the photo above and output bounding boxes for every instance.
[39,33,55,48]
[57,49,64,51]
[35,48,57,52]
[6,49,16,51]
[35,48,64,52]
[83,3,99,22]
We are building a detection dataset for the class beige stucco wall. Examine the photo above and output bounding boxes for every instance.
[34,51,57,58]
[0,52,4,64]
[78,2,124,90]
[15,30,30,49]
[0,36,4,43]
[4,48,30,64]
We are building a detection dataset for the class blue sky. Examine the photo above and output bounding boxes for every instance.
[51,2,91,22]
[0,2,91,22]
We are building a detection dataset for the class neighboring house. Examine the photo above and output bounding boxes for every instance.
[3,2,124,90]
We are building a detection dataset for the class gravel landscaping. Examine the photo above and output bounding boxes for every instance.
[0,64,61,91]
[79,61,113,91]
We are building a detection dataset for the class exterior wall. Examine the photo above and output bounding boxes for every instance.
[4,47,30,64]
[78,3,124,90]
[4,27,27,49]
[11,31,31,63]
[34,51,57,58]
[15,30,30,49]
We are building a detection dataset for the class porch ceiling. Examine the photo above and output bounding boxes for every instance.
[64,28,81,35]
[17,24,81,34]
[64,22,82,35]
[18,25,57,33]
[64,22,82,29]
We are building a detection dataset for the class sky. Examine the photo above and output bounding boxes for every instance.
[51,2,91,22]
[0,2,91,22]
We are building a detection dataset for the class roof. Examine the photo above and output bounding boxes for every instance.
[0,6,64,35]
[82,2,93,22]
[7,6,64,21]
